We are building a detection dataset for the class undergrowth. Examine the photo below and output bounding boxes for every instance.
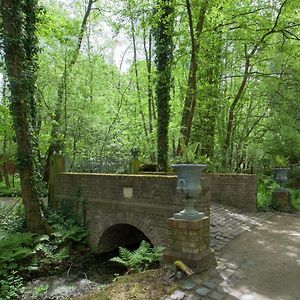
[257,177,279,211]
[0,202,87,299]
[0,178,21,197]
[257,176,300,211]
[289,189,300,211]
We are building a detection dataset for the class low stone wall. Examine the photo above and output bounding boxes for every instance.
[204,173,257,212]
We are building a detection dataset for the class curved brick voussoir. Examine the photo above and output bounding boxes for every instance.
[88,212,162,252]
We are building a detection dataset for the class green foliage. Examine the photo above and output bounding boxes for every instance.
[274,155,289,168]
[0,201,25,233]
[0,272,24,300]
[34,284,49,299]
[110,240,165,272]
[45,205,87,243]
[289,189,300,211]
[0,232,34,276]
[0,204,87,299]
[1,0,299,178]
[257,177,280,211]
[0,178,21,197]
[287,164,300,189]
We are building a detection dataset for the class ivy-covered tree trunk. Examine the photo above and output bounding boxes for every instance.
[1,0,48,233]
[153,0,174,171]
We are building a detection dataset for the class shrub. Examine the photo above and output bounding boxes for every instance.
[257,177,279,211]
[0,272,24,300]
[289,189,300,211]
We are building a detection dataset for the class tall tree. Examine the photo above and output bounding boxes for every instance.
[222,0,288,168]
[176,0,209,157]
[43,0,95,182]
[153,0,174,171]
[1,0,48,233]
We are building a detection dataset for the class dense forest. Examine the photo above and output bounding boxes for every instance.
[1,0,299,174]
[0,0,299,299]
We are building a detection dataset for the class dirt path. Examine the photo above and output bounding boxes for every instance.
[0,196,20,206]
[219,214,300,300]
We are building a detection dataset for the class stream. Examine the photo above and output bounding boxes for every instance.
[21,251,127,300]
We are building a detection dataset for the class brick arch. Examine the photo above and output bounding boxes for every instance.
[89,212,164,252]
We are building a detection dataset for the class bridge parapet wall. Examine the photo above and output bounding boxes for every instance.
[205,173,257,212]
[53,172,256,251]
[54,173,211,250]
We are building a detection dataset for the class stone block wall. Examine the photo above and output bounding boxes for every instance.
[204,173,257,212]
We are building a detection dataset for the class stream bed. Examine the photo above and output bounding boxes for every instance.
[21,252,126,300]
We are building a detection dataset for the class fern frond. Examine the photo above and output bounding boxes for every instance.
[109,256,129,267]
[119,246,132,262]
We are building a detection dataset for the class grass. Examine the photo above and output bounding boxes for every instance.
[72,268,178,300]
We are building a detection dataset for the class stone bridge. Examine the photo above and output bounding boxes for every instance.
[53,172,256,253]
[53,173,212,252]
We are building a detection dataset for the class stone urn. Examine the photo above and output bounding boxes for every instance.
[172,164,206,220]
[273,168,289,190]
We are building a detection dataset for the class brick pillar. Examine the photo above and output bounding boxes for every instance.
[163,217,215,273]
[274,190,292,213]
[48,154,65,207]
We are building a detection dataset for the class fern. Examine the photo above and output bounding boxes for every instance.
[0,232,33,248]
[109,240,165,272]
[0,232,34,275]
[0,271,24,300]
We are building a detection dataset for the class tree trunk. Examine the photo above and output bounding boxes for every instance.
[130,16,149,139]
[222,51,250,167]
[1,0,48,233]
[176,0,208,157]
[153,0,175,171]
[222,1,287,168]
[143,27,156,163]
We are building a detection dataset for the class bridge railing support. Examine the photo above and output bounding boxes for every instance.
[163,216,215,273]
